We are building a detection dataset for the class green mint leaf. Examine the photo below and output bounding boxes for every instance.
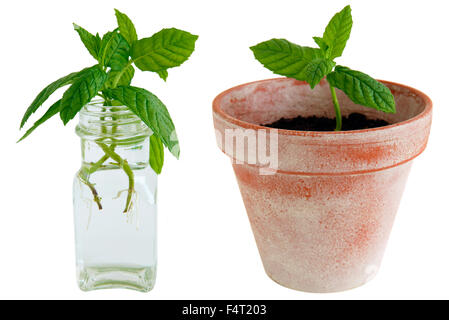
[99,31,130,70]
[322,5,353,59]
[20,67,94,129]
[104,86,180,158]
[114,9,138,45]
[18,100,62,142]
[250,39,323,80]
[131,28,198,78]
[59,65,108,124]
[149,134,164,174]
[327,66,396,113]
[313,36,328,52]
[156,70,168,81]
[106,65,135,88]
[73,23,101,60]
[304,59,336,89]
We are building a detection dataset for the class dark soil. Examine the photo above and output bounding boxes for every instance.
[264,112,390,131]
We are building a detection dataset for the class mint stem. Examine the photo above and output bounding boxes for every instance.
[77,150,115,210]
[87,153,110,174]
[81,105,136,214]
[97,141,135,213]
[78,167,103,210]
[329,84,342,131]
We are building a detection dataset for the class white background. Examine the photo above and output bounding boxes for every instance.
[0,0,447,300]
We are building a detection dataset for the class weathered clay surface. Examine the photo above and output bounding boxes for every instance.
[213,78,432,292]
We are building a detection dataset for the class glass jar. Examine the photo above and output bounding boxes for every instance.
[73,100,157,292]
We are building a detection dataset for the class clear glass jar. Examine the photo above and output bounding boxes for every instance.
[73,100,157,292]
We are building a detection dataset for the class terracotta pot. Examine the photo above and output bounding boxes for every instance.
[213,78,432,293]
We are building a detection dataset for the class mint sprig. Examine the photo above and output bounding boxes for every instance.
[19,9,198,213]
[250,5,396,131]
[19,9,198,168]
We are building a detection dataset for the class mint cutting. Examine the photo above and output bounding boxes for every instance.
[250,5,395,131]
[19,8,198,170]
[18,9,198,212]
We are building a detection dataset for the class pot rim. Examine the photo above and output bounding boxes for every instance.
[212,78,432,136]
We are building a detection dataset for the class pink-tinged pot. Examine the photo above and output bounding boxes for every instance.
[213,78,432,293]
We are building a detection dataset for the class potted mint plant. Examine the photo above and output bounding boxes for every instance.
[213,5,432,292]
[18,9,198,292]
